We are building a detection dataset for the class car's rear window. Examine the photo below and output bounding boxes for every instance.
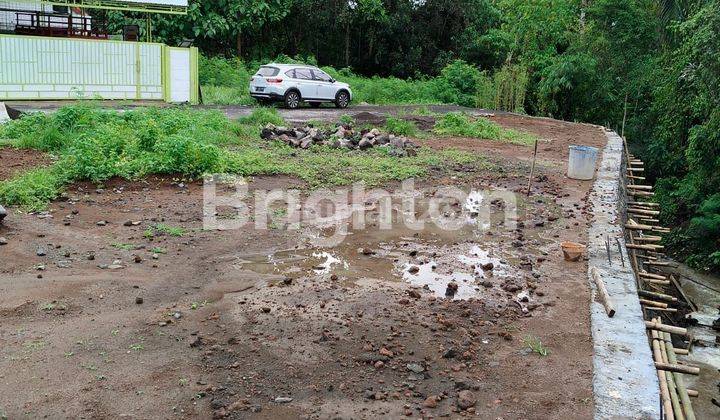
[257,66,280,77]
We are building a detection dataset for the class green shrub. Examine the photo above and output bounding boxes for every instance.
[384,117,418,137]
[0,166,69,211]
[199,56,250,87]
[433,112,536,145]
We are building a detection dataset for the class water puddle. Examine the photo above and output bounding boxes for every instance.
[232,188,545,300]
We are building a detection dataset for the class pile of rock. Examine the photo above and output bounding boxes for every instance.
[260,124,417,156]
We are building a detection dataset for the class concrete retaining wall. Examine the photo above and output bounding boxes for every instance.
[589,130,659,419]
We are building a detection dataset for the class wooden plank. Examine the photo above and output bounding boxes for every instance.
[669,275,698,312]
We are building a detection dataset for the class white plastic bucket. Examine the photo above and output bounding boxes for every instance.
[567,145,599,180]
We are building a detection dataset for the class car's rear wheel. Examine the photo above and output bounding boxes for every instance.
[284,90,301,109]
[309,102,321,108]
[335,91,350,109]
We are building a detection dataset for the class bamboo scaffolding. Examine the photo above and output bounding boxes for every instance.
[627,185,654,191]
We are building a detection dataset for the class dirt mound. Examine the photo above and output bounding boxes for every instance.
[0,147,51,181]
[352,111,387,126]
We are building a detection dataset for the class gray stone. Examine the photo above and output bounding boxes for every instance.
[390,136,405,149]
[0,237,6,245]
[457,390,476,410]
[375,134,390,145]
[358,138,373,150]
[406,363,425,373]
[300,136,313,149]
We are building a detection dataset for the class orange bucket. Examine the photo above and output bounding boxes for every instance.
[561,241,586,262]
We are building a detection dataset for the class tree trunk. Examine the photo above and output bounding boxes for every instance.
[344,22,350,67]
[236,31,243,58]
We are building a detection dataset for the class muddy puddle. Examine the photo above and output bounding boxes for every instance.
[232,188,551,300]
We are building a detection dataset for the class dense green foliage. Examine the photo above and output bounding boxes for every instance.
[0,106,483,210]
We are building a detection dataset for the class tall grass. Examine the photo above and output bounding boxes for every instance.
[433,113,537,145]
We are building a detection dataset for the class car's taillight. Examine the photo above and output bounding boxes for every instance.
[266,78,283,84]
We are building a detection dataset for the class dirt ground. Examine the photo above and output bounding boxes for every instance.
[0,110,607,419]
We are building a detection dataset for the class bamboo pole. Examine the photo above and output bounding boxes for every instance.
[627,185,654,191]
[655,362,701,376]
[635,236,663,243]
[628,201,659,207]
[658,321,685,420]
[646,307,678,313]
[645,321,689,338]
[647,261,672,267]
[663,328,696,420]
[640,272,667,280]
[591,267,616,317]
[648,279,672,286]
[638,290,677,303]
[687,389,698,398]
[628,208,661,216]
[526,139,539,197]
[641,298,669,309]
[651,326,675,419]
[674,348,690,356]
[627,244,665,251]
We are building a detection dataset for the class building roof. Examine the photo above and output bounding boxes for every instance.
[16,0,188,15]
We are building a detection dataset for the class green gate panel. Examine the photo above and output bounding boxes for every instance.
[0,34,187,101]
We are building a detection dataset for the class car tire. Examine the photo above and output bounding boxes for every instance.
[284,90,301,109]
[335,91,350,109]
[309,102,321,108]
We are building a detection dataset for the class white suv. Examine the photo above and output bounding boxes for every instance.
[249,63,352,109]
